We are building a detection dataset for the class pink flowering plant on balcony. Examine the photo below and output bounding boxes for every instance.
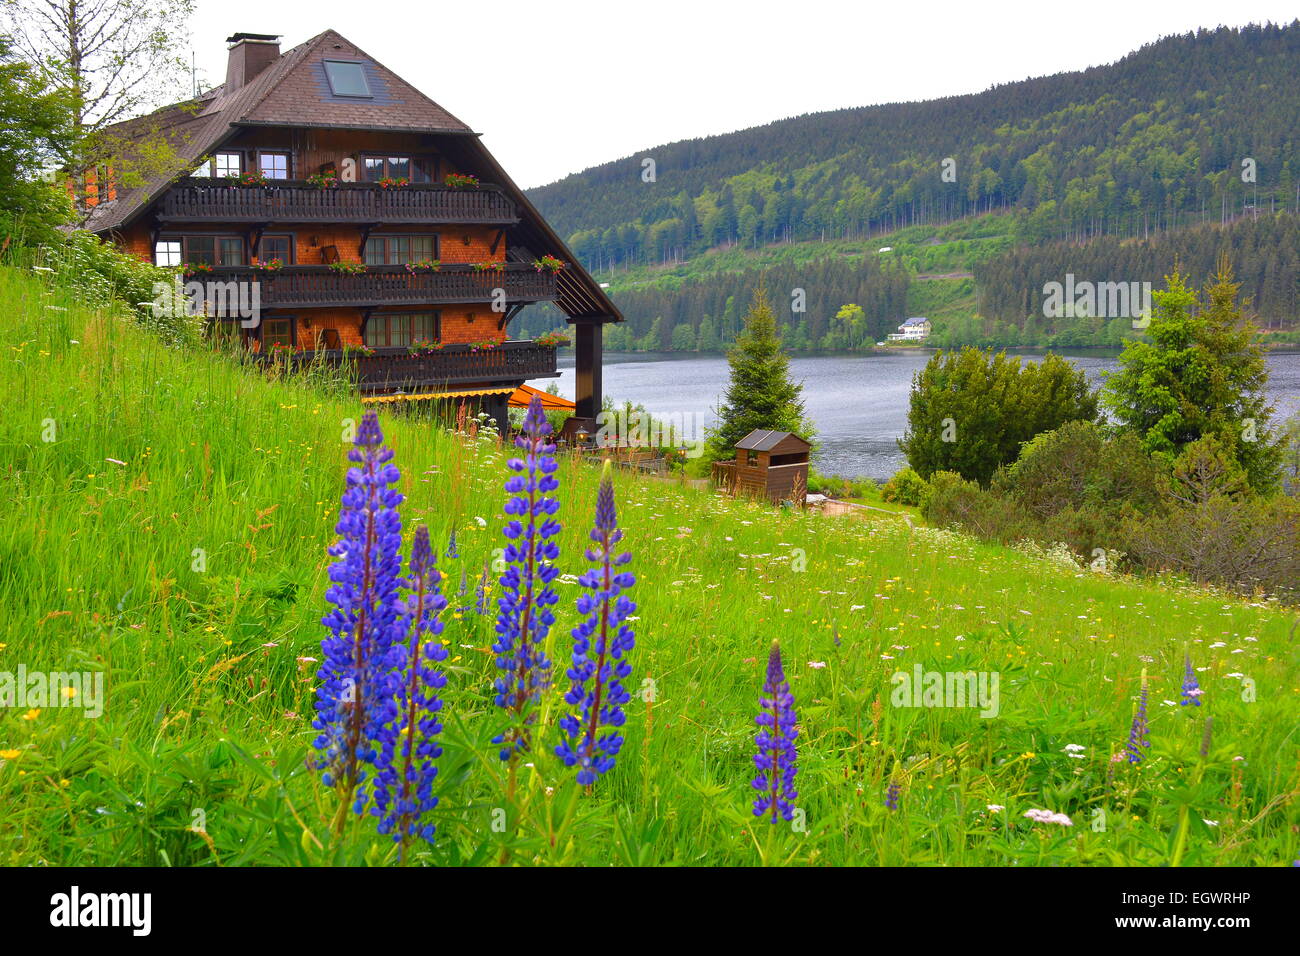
[444,173,480,189]
[327,261,366,274]
[532,255,566,274]
[377,176,409,190]
[306,171,338,189]
[252,257,284,272]
[232,170,269,187]
[473,261,505,273]
[408,339,444,355]
[404,260,441,274]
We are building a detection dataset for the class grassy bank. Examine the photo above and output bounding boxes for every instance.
[1,262,1296,866]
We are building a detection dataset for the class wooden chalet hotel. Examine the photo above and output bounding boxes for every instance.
[86,30,620,427]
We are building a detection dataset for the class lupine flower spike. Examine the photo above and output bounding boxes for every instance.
[885,779,902,811]
[474,561,491,615]
[372,525,449,853]
[1180,653,1202,707]
[313,411,406,827]
[492,394,560,760]
[752,640,798,822]
[557,463,636,784]
[445,529,459,559]
[1126,669,1151,764]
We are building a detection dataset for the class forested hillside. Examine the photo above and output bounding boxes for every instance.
[529,22,1298,268]
[513,211,1299,351]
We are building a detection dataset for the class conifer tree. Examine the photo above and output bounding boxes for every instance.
[1104,258,1281,491]
[705,284,813,463]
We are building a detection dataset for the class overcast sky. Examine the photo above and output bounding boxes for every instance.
[190,0,1298,189]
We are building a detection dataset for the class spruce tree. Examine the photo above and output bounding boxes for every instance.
[1104,258,1282,491]
[705,284,813,463]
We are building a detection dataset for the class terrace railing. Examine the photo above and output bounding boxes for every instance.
[158,179,519,224]
[210,264,555,308]
[252,340,558,393]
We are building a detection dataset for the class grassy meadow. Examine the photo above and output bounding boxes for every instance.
[1,262,1297,867]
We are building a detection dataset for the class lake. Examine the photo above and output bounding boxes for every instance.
[531,349,1300,480]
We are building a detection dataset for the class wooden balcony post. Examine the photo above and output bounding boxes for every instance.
[573,320,603,420]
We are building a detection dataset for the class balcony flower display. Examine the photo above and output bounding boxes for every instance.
[306,171,338,189]
[403,259,441,274]
[327,261,366,274]
[532,255,566,274]
[444,173,480,189]
[232,170,269,187]
[408,339,445,355]
[466,338,499,352]
[181,262,213,276]
[377,176,409,190]
[472,261,505,273]
[252,257,284,271]
[533,330,570,348]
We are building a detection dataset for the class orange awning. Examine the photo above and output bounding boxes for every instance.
[509,383,575,411]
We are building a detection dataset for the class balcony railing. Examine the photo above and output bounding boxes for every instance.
[209,264,555,308]
[158,178,519,224]
[252,340,558,394]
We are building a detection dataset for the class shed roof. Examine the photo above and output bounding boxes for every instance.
[734,429,810,452]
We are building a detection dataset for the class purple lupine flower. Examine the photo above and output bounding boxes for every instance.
[492,395,559,760]
[752,641,798,823]
[313,411,406,817]
[457,565,469,599]
[1126,673,1151,764]
[885,780,901,810]
[1180,653,1202,707]
[445,529,459,559]
[474,561,491,615]
[371,525,448,850]
[556,466,636,784]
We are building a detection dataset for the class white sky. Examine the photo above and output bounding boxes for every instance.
[189,0,1299,189]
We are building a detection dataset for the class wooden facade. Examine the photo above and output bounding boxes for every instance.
[715,430,811,505]
[87,30,620,424]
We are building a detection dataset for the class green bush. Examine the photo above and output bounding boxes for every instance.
[899,346,1098,485]
[880,466,928,506]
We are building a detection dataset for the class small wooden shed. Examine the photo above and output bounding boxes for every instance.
[730,429,811,504]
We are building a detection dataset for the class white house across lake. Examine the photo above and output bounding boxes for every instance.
[887,317,931,342]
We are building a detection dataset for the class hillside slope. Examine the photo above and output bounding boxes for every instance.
[529,22,1299,269]
[1,263,1296,866]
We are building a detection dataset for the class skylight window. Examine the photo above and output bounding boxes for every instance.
[324,60,371,97]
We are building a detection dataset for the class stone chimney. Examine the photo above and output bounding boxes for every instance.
[224,33,281,91]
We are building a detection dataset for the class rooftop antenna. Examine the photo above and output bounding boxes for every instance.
[191,50,197,97]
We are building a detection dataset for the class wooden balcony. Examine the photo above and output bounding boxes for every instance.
[252,340,559,394]
[214,264,556,308]
[157,178,519,224]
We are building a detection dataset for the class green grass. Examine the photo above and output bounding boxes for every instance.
[1,261,1297,866]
